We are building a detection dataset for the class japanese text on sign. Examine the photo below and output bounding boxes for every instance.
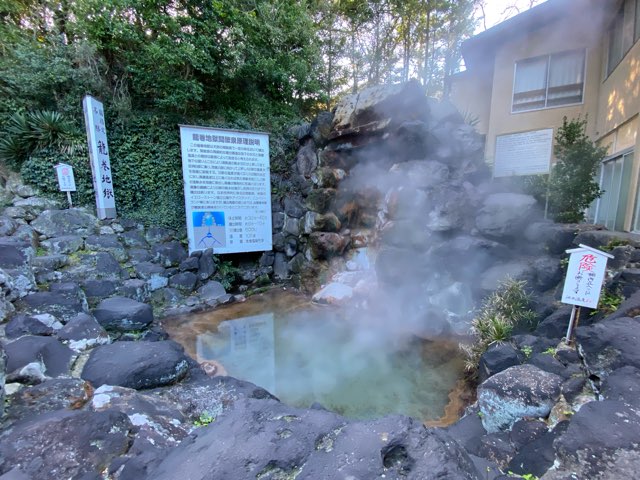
[179,125,272,254]
[494,128,553,177]
[54,163,76,192]
[561,246,611,309]
[83,95,116,219]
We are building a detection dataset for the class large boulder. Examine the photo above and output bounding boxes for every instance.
[92,296,154,332]
[0,409,132,480]
[145,397,483,480]
[476,193,538,239]
[331,81,430,139]
[30,208,98,238]
[81,341,189,389]
[478,365,563,433]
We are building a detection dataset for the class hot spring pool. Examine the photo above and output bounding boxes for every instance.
[162,288,468,424]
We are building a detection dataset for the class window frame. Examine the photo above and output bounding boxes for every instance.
[511,49,587,114]
[607,0,640,76]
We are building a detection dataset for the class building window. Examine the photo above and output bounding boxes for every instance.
[512,49,586,113]
[593,150,634,231]
[607,0,640,75]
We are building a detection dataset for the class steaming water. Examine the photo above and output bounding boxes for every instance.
[164,288,466,422]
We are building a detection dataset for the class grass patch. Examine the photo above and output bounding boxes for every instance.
[461,278,536,377]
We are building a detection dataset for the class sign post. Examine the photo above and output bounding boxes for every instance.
[179,125,272,254]
[560,244,614,343]
[82,95,116,219]
[54,163,76,208]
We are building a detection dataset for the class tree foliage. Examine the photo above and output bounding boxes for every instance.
[0,0,480,226]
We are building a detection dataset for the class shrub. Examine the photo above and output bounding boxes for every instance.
[462,278,536,376]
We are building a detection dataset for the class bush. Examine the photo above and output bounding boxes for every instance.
[462,278,536,377]
[20,145,95,207]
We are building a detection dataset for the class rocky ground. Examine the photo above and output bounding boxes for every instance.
[2,82,640,479]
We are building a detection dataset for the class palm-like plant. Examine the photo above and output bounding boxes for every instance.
[0,110,81,168]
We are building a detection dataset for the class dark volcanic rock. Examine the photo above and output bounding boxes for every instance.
[0,409,132,480]
[5,314,56,339]
[4,336,73,377]
[120,230,148,248]
[85,234,127,261]
[2,378,93,426]
[601,365,640,406]
[81,341,189,389]
[551,400,640,479]
[169,272,198,292]
[93,297,154,332]
[576,316,640,377]
[40,235,84,254]
[507,423,567,478]
[82,279,117,299]
[445,408,487,455]
[57,313,110,351]
[478,365,562,433]
[478,343,523,383]
[145,398,482,480]
[151,241,187,267]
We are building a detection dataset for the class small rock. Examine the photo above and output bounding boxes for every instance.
[92,296,153,333]
[81,341,189,389]
[57,313,110,352]
[4,336,73,378]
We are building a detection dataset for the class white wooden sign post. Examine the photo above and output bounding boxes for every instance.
[54,163,76,208]
[560,244,614,343]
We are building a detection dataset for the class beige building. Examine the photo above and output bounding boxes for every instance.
[451,0,640,231]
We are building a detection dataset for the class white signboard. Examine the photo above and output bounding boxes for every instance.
[494,128,553,177]
[561,245,613,309]
[54,163,76,192]
[179,125,272,254]
[83,95,116,219]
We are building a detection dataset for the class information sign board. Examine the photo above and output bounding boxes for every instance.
[561,245,613,309]
[494,128,553,177]
[179,125,272,254]
[83,95,116,219]
[54,163,76,192]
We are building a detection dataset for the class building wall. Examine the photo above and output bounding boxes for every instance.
[483,17,604,161]
[594,31,640,231]
[449,66,493,136]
